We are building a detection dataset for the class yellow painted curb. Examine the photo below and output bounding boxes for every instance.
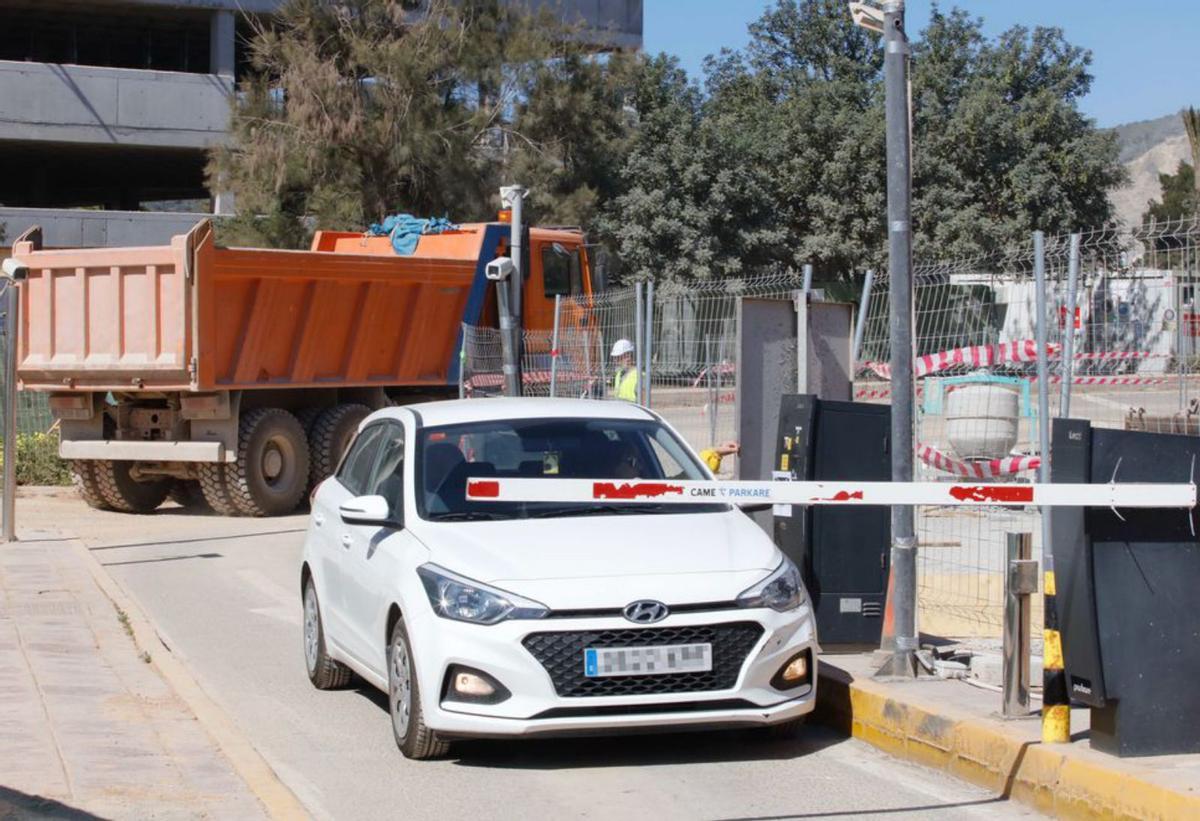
[71,538,311,821]
[815,667,1200,820]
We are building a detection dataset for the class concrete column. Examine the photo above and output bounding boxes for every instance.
[210,10,236,85]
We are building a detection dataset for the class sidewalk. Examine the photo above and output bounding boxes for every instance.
[815,652,1200,819]
[0,529,274,820]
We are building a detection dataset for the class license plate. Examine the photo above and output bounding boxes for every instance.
[583,643,712,677]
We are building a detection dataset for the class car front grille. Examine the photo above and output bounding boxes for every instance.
[521,622,765,698]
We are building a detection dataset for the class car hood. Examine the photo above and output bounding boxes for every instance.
[407,510,780,610]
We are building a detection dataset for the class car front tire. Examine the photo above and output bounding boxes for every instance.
[388,617,449,760]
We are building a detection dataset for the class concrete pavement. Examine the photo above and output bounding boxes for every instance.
[0,519,269,819]
[12,488,1041,821]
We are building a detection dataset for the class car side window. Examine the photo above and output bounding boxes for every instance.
[336,424,385,496]
[365,422,406,520]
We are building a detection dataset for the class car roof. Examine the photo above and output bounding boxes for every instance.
[367,397,657,429]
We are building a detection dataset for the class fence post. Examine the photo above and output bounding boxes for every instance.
[644,280,654,406]
[707,335,718,446]
[853,268,875,365]
[1035,229,1070,743]
[549,294,562,398]
[1003,532,1035,717]
[1059,235,1080,417]
[3,278,19,542]
[634,281,644,403]
[877,0,918,679]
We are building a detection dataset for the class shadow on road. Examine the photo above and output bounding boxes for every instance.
[351,682,840,769]
[0,785,108,820]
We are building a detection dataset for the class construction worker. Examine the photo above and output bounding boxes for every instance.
[699,440,740,474]
[610,338,638,401]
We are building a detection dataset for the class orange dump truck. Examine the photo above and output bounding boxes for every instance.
[8,219,596,515]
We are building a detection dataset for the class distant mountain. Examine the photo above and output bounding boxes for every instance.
[1108,112,1192,227]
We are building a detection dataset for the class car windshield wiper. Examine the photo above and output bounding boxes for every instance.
[528,504,671,519]
[428,511,507,522]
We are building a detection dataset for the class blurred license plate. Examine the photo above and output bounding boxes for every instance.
[583,643,712,677]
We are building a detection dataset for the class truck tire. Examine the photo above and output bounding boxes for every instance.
[294,406,325,436]
[93,460,172,514]
[168,479,210,511]
[308,404,371,489]
[71,461,113,511]
[197,463,242,516]
[227,408,311,516]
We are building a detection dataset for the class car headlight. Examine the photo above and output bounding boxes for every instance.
[417,564,549,625]
[736,557,806,612]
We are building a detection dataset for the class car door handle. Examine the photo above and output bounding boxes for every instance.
[313,512,325,526]
[340,534,353,549]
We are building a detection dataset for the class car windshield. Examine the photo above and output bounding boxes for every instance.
[415,417,725,521]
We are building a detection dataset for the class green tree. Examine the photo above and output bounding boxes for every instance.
[210,0,614,248]
[1142,162,1197,224]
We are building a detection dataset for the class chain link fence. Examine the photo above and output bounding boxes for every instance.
[461,218,1200,639]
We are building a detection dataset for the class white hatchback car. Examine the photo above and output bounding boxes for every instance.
[301,398,818,759]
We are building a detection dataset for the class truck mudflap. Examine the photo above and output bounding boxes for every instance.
[59,440,234,463]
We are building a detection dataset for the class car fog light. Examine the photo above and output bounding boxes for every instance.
[442,665,511,705]
[782,656,808,681]
[770,649,813,691]
[455,672,495,697]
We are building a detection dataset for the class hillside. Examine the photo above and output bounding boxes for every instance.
[1109,113,1192,227]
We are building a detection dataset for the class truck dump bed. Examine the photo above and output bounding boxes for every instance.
[14,221,487,392]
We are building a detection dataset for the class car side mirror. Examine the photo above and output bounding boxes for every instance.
[339,495,398,527]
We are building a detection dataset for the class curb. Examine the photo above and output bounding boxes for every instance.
[71,538,311,821]
[813,664,1200,819]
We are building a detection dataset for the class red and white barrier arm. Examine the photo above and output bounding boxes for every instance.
[466,478,1195,509]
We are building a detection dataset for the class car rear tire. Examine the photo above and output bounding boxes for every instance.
[92,460,171,513]
[308,404,371,490]
[226,408,310,516]
[71,460,113,511]
[388,617,449,760]
[303,578,353,690]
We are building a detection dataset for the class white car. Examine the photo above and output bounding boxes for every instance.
[301,398,818,759]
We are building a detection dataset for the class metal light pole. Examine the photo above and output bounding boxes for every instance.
[500,185,527,395]
[0,265,23,543]
[876,0,919,678]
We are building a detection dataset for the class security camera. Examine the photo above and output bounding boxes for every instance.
[485,256,514,281]
[848,1,885,34]
[1,258,28,281]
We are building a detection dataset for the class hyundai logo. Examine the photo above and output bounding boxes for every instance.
[623,599,670,624]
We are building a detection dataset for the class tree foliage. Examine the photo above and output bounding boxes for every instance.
[213,0,1127,286]
[1142,162,1197,224]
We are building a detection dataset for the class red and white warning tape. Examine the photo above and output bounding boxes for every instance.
[859,342,1174,382]
[917,444,1040,478]
[466,478,1195,509]
[855,374,1179,400]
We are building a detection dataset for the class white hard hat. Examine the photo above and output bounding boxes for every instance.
[610,338,635,358]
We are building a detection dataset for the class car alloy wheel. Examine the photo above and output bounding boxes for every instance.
[390,632,413,739]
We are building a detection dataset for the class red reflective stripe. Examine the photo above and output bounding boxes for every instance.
[592,482,684,500]
[948,485,1034,503]
[467,480,500,498]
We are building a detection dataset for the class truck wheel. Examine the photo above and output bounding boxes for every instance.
[309,404,371,489]
[197,463,241,516]
[93,460,171,514]
[168,479,210,511]
[228,408,310,516]
[71,461,113,511]
[294,406,325,436]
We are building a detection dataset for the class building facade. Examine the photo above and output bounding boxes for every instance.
[0,0,642,249]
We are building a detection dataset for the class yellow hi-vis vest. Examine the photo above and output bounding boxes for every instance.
[613,367,638,401]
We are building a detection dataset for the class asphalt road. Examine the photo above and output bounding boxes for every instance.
[28,491,1037,821]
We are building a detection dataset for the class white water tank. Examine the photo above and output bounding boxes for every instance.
[945,382,1020,460]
